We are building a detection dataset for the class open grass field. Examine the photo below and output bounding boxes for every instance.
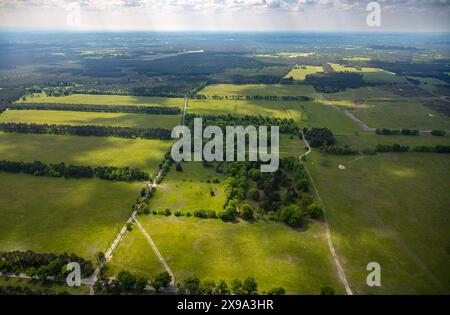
[284,65,324,81]
[279,134,308,158]
[329,63,382,73]
[135,215,343,294]
[188,99,360,134]
[307,152,450,294]
[149,162,226,213]
[106,228,165,279]
[16,94,184,109]
[350,100,450,130]
[0,173,142,260]
[0,132,171,174]
[198,84,318,97]
[324,87,450,130]
[0,110,181,129]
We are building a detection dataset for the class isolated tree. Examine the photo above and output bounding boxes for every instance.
[280,204,307,228]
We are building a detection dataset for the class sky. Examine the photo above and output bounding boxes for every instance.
[0,0,449,32]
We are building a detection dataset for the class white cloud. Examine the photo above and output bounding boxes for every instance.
[0,0,448,31]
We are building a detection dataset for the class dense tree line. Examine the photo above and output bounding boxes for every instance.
[305,72,367,93]
[193,94,313,102]
[178,276,284,295]
[0,251,93,280]
[376,128,419,136]
[304,128,336,147]
[0,285,71,295]
[375,144,450,153]
[431,130,447,136]
[0,122,172,140]
[93,270,149,295]
[185,114,299,134]
[0,160,150,182]
[12,103,181,115]
[321,145,359,155]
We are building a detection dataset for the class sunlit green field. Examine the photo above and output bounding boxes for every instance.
[285,65,324,81]
[16,93,184,108]
[329,63,383,73]
[106,228,165,279]
[0,173,142,260]
[307,152,450,294]
[149,162,226,213]
[198,84,318,97]
[188,99,360,134]
[0,110,180,129]
[0,132,171,174]
[323,87,450,130]
[135,215,343,294]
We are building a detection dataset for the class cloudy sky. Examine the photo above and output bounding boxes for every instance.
[0,0,449,32]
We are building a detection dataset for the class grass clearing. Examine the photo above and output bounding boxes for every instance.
[149,162,226,213]
[106,228,165,279]
[0,132,171,174]
[0,110,180,129]
[329,63,382,73]
[307,152,450,294]
[0,173,142,260]
[285,65,324,81]
[136,215,343,294]
[198,84,317,97]
[17,94,184,109]
[188,99,360,134]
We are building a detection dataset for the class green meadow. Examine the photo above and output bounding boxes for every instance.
[0,110,180,129]
[0,173,142,260]
[188,99,360,134]
[106,228,165,279]
[284,65,324,81]
[307,152,450,294]
[198,84,318,97]
[136,215,343,294]
[149,162,226,213]
[0,132,171,174]
[0,277,91,295]
[17,94,184,109]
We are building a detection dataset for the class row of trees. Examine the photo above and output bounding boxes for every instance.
[93,270,150,295]
[0,285,71,295]
[0,123,172,140]
[12,103,181,115]
[376,128,419,136]
[0,250,94,281]
[375,144,450,153]
[185,114,299,134]
[0,160,150,182]
[177,276,285,295]
[193,94,314,102]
